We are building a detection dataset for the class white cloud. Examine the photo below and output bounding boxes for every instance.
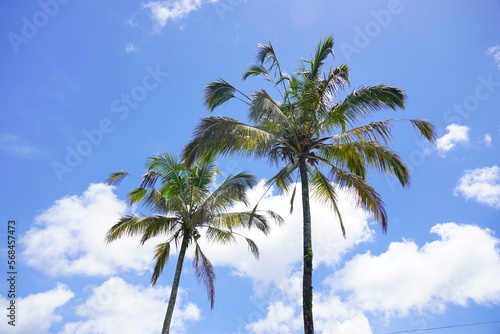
[454,165,500,208]
[0,284,74,334]
[331,223,500,316]
[143,0,206,31]
[59,277,200,334]
[22,183,159,276]
[125,43,139,53]
[484,133,492,146]
[487,45,500,69]
[0,133,39,158]
[199,181,374,287]
[435,124,470,156]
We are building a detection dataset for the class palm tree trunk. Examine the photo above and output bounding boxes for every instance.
[161,230,190,334]
[299,157,314,334]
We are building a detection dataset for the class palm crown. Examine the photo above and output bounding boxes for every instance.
[183,36,436,334]
[105,152,282,334]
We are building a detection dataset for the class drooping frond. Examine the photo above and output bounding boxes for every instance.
[151,242,171,286]
[309,168,346,237]
[105,215,174,243]
[329,166,388,232]
[320,140,410,187]
[204,79,246,111]
[204,226,236,244]
[182,117,276,165]
[244,237,260,259]
[408,119,437,142]
[128,187,148,205]
[105,171,130,186]
[242,64,272,82]
[138,216,179,245]
[193,243,216,308]
[330,85,406,129]
[249,90,289,127]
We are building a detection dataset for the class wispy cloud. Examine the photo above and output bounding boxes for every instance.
[125,43,139,53]
[0,133,39,158]
[487,45,500,69]
[484,133,492,146]
[435,123,470,156]
[454,165,500,208]
[143,0,208,31]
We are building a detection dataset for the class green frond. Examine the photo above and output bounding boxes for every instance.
[138,216,179,245]
[205,226,236,244]
[182,116,275,165]
[309,169,346,237]
[140,170,161,189]
[244,237,260,259]
[193,243,216,308]
[105,215,151,243]
[204,79,238,111]
[127,187,147,205]
[256,42,279,68]
[331,85,406,128]
[151,242,171,286]
[266,162,298,194]
[242,64,272,82]
[408,119,437,143]
[105,171,129,186]
[330,166,388,232]
[309,35,334,79]
[249,90,289,127]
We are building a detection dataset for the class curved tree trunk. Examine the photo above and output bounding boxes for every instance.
[299,157,314,334]
[161,230,190,334]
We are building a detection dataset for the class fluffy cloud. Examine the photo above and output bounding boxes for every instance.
[331,223,500,316]
[0,133,39,158]
[435,124,470,156]
[144,0,207,30]
[22,183,159,276]
[59,277,200,334]
[487,45,500,69]
[198,181,374,286]
[454,165,500,208]
[0,284,73,334]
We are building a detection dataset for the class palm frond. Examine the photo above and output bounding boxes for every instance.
[193,243,216,308]
[408,119,437,142]
[204,79,239,111]
[204,226,236,244]
[127,187,148,205]
[242,64,272,82]
[249,90,289,127]
[244,237,260,259]
[330,85,406,128]
[151,242,171,286]
[309,35,334,79]
[329,166,388,232]
[105,171,129,186]
[182,117,275,165]
[309,168,346,237]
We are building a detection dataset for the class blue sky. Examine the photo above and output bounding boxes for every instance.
[1,0,500,333]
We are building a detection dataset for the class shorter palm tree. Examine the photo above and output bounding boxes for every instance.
[105,152,282,334]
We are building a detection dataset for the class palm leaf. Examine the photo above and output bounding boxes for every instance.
[193,243,216,308]
[151,242,171,286]
[105,171,129,186]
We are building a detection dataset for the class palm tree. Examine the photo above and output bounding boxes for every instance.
[182,36,436,333]
[105,152,282,334]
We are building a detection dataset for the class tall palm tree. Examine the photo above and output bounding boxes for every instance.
[183,36,436,333]
[105,152,282,334]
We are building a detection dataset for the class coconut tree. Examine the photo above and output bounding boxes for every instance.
[105,152,282,334]
[182,36,436,333]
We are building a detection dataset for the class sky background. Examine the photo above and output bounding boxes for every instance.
[1,0,500,333]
